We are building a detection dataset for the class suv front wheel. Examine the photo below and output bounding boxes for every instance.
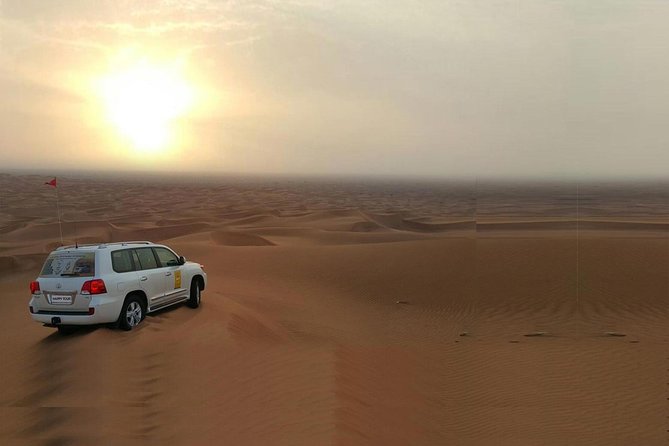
[188,279,201,309]
[118,294,145,331]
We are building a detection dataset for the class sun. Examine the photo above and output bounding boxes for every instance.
[97,58,195,154]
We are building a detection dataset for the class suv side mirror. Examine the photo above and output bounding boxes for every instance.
[178,256,186,265]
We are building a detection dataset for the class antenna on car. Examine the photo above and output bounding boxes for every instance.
[44,176,63,245]
[74,220,79,249]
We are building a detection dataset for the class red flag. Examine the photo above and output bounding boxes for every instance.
[44,178,57,187]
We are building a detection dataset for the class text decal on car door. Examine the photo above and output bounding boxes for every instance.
[175,270,182,289]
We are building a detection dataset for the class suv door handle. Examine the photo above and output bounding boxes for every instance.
[165,272,172,276]
[140,276,148,281]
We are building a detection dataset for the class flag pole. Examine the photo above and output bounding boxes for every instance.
[55,177,63,245]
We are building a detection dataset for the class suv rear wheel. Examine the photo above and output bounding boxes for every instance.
[118,295,145,331]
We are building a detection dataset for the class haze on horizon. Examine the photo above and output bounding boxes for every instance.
[1,1,668,179]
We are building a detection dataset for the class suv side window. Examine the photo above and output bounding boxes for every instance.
[154,247,179,267]
[111,249,135,273]
[133,248,158,270]
[131,250,141,270]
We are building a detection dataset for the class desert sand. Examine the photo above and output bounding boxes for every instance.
[0,172,667,445]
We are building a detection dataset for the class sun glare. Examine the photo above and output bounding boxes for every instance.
[97,59,195,154]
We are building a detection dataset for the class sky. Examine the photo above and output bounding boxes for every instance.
[1,0,668,178]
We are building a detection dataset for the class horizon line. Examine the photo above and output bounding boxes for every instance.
[1,167,668,184]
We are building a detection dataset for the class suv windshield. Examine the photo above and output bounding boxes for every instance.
[40,252,96,277]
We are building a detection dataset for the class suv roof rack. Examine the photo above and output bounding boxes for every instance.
[55,241,153,251]
[97,241,153,249]
[56,243,100,251]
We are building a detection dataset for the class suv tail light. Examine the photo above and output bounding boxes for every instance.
[30,281,40,294]
[81,279,107,295]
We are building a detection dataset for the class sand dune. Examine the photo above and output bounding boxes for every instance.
[476,219,669,233]
[349,220,386,232]
[0,173,666,445]
[362,212,474,233]
[210,230,275,246]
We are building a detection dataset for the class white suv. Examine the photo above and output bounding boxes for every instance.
[28,241,207,333]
